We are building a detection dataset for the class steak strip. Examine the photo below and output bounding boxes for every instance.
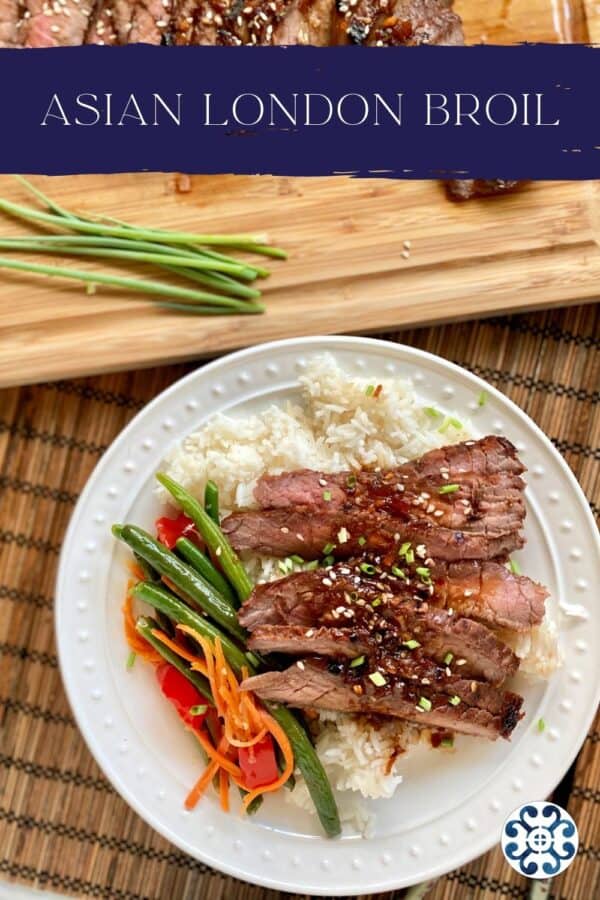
[241,559,546,633]
[242,659,523,739]
[241,586,519,684]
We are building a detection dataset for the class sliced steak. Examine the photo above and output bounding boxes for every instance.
[241,559,546,634]
[111,0,170,45]
[436,560,547,631]
[446,180,526,201]
[85,1,119,43]
[249,624,372,657]
[21,0,96,47]
[242,660,523,739]
[337,0,463,47]
[223,505,524,561]
[0,0,25,45]
[254,437,525,512]
[240,579,519,684]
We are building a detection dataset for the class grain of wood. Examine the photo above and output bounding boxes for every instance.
[0,2,595,389]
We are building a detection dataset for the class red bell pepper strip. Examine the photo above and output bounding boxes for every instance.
[238,734,279,790]
[156,662,209,726]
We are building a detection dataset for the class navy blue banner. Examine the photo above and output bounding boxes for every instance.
[0,44,598,178]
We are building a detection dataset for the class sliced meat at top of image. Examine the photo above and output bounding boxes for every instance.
[336,0,463,46]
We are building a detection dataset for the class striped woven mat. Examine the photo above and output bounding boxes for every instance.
[0,305,598,900]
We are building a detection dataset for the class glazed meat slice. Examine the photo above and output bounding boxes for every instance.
[254,437,525,512]
[0,0,24,46]
[168,0,337,46]
[249,624,372,657]
[85,1,120,44]
[336,0,463,47]
[20,0,97,46]
[111,0,170,44]
[242,660,523,739]
[223,505,524,561]
[437,560,547,631]
[446,180,526,201]
[241,560,546,633]
[240,585,519,684]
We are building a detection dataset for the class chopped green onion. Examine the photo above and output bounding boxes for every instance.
[278,559,293,574]
[350,655,366,668]
[424,406,442,419]
[443,652,454,665]
[189,704,208,716]
[439,416,463,434]
[405,549,415,564]
[537,717,546,733]
[360,563,376,575]
[416,566,430,579]
[357,536,367,547]
[439,484,460,495]
[371,597,382,608]
[508,558,522,575]
[290,554,304,565]
[391,565,407,579]
[449,695,461,707]
[323,490,332,502]
[418,696,432,712]
[365,384,375,396]
[322,542,336,555]
[322,555,335,567]
[403,639,421,650]
[126,651,136,670]
[369,671,387,687]
[398,541,411,557]
[304,560,319,571]
[441,736,454,748]
[477,390,488,407]
[346,474,357,488]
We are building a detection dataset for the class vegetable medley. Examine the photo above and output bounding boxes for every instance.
[115,475,341,837]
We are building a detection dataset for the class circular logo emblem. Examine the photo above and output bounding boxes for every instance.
[501,802,578,878]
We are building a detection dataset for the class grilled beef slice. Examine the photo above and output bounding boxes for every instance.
[224,436,527,561]
[241,582,519,684]
[337,0,463,47]
[242,660,523,739]
[241,560,546,633]
[223,504,524,561]
[20,0,97,46]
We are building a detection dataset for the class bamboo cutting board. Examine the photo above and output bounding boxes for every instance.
[0,0,598,389]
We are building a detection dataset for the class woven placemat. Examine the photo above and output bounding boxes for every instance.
[0,305,598,900]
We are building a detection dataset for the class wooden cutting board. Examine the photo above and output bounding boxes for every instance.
[0,0,597,389]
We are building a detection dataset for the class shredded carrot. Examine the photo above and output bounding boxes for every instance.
[150,629,209,677]
[185,759,219,810]
[219,768,230,812]
[175,624,295,809]
[122,590,163,665]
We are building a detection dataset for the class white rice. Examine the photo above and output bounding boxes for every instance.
[161,353,559,833]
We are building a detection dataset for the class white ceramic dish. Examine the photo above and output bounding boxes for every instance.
[56,337,600,895]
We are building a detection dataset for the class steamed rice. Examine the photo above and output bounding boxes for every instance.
[161,354,560,833]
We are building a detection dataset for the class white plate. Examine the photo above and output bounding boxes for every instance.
[56,337,600,895]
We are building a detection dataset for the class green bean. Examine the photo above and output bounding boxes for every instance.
[265,704,341,838]
[114,524,246,642]
[156,473,253,604]
[175,537,236,607]
[133,581,250,675]
[133,552,160,582]
[136,616,213,703]
[204,480,220,525]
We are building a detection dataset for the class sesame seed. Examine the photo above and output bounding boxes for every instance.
[434,509,444,517]
[471,681,478,692]
[464,589,474,597]
[456,658,467,666]
[296,661,305,670]
[305,629,314,637]
[280,526,289,533]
